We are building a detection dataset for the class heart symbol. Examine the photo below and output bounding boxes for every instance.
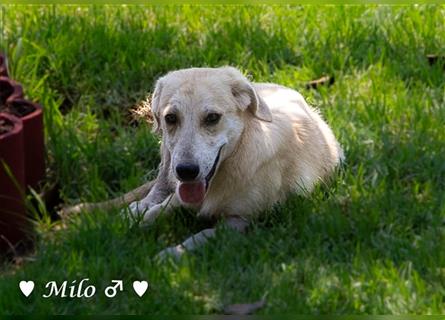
[132,280,148,297]
[19,280,35,297]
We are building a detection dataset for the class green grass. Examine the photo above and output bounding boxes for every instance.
[1,4,444,314]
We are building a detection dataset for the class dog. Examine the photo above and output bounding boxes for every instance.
[128,66,343,259]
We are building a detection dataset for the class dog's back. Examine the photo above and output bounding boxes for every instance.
[255,82,344,191]
[199,81,343,219]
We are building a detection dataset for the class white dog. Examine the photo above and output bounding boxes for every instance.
[129,66,343,258]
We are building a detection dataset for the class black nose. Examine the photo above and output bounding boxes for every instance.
[176,163,200,181]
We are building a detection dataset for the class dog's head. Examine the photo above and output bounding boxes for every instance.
[149,66,272,205]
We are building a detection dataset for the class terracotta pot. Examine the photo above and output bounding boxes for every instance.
[7,99,45,189]
[0,54,8,77]
[0,55,45,190]
[0,77,24,106]
[0,112,28,253]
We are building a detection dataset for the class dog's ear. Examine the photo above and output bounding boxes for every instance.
[227,67,273,122]
[150,78,164,134]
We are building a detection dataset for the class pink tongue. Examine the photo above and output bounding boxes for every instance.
[178,181,206,204]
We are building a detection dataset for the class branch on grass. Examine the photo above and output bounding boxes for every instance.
[58,180,155,218]
[305,75,335,90]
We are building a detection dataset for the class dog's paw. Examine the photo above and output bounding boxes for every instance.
[131,200,152,215]
[155,245,185,261]
[140,203,164,226]
[129,201,143,214]
[121,201,149,225]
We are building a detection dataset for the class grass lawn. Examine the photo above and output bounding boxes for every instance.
[0,5,444,314]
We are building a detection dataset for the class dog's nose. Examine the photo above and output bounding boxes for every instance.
[176,163,200,181]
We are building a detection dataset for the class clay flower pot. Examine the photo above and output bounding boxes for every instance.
[0,77,23,105]
[0,59,45,190]
[6,99,45,189]
[0,112,29,252]
[0,54,8,77]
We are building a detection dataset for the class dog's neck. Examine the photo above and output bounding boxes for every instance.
[216,116,267,182]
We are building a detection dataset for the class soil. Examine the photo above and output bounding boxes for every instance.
[0,118,13,135]
[0,85,13,107]
[5,100,36,117]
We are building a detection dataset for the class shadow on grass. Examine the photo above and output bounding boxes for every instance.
[4,6,444,120]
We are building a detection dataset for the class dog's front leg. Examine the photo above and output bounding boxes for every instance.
[156,216,249,260]
[128,181,172,218]
[128,143,174,218]
[140,193,180,226]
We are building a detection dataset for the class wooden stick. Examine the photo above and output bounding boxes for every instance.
[58,179,155,218]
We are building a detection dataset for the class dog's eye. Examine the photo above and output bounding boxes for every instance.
[165,114,177,125]
[204,113,221,126]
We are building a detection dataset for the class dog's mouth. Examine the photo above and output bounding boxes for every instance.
[205,144,224,188]
[177,145,225,205]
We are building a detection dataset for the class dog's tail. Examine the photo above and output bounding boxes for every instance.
[58,180,155,218]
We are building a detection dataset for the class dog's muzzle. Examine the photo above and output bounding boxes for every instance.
[177,144,225,205]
